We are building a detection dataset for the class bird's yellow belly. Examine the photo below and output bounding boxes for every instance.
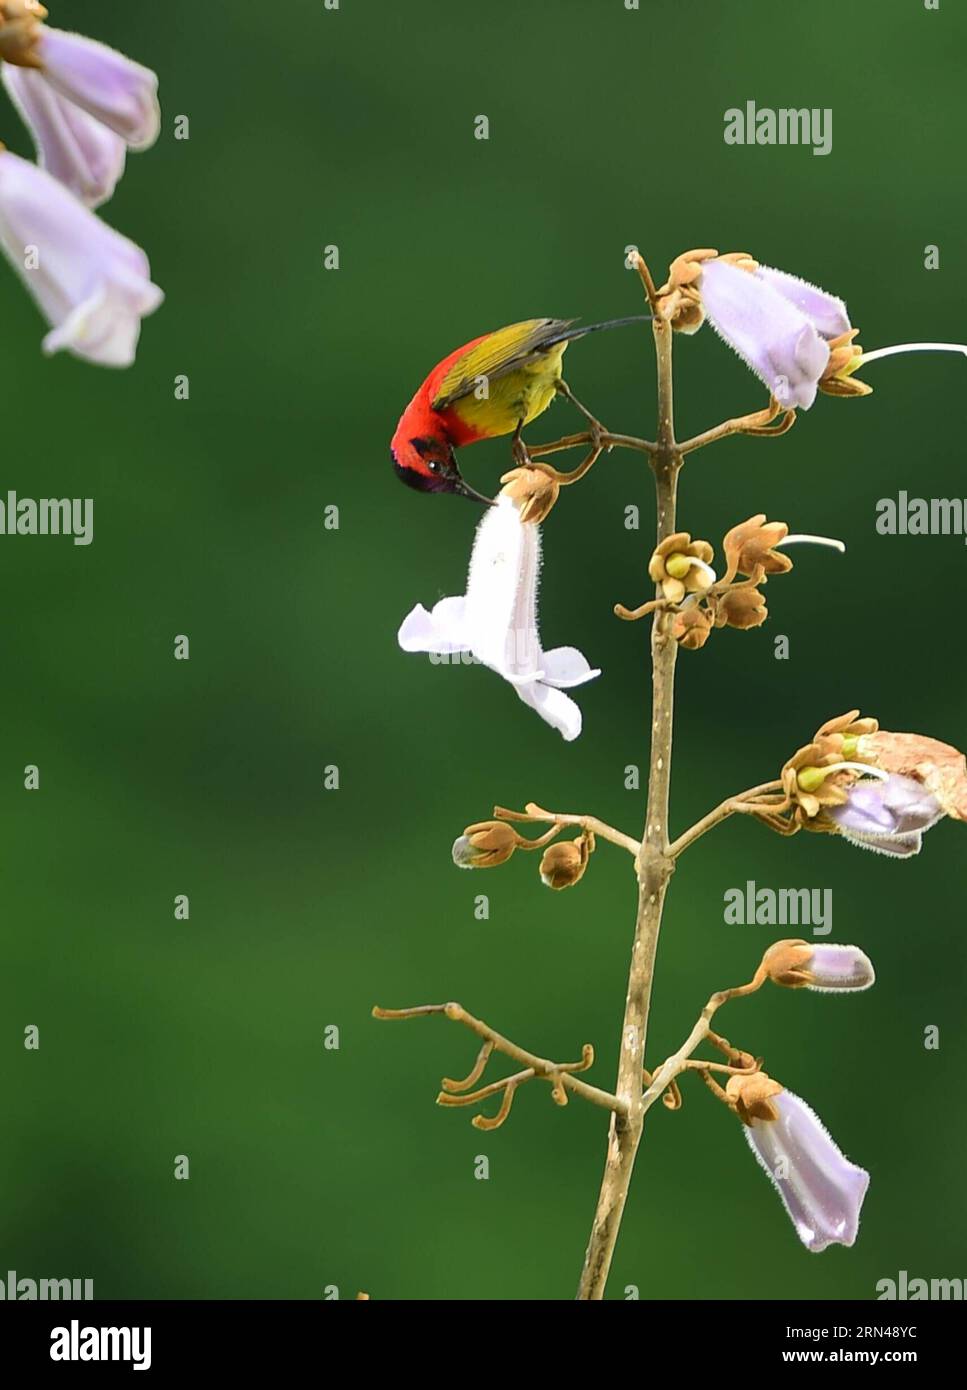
[453,344,566,439]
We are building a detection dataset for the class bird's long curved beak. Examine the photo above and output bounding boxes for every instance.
[455,476,494,506]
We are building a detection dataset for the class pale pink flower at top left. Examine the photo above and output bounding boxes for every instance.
[1,7,159,208]
[0,149,163,366]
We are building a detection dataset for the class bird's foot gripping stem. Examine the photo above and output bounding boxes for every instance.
[511,418,533,469]
[508,383,615,496]
[555,379,608,451]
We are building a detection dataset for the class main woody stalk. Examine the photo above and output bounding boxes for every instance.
[577,273,681,1300]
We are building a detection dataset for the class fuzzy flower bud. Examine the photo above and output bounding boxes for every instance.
[539,834,592,890]
[713,586,768,630]
[671,604,713,651]
[723,514,792,580]
[452,820,518,870]
[763,939,875,992]
[722,515,846,587]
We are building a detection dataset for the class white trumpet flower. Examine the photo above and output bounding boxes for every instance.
[398,496,600,740]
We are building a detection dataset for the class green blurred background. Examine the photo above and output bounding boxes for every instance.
[1,0,964,1301]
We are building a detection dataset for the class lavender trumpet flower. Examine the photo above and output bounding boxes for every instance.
[828,772,945,858]
[0,17,159,207]
[699,256,967,407]
[700,259,842,410]
[36,27,160,149]
[2,64,126,208]
[0,149,163,365]
[730,1076,870,1253]
[752,265,851,341]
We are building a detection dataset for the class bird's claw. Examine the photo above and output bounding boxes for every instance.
[512,436,533,469]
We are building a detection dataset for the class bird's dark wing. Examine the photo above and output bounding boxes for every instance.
[431,318,576,412]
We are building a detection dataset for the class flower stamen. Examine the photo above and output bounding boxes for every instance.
[796,762,888,793]
[776,534,846,554]
[859,342,967,366]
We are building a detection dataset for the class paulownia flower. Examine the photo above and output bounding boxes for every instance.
[699,257,838,409]
[2,65,126,208]
[0,149,163,365]
[723,515,793,580]
[32,27,160,149]
[763,939,875,992]
[828,773,946,859]
[663,249,967,408]
[694,255,967,405]
[398,495,600,741]
[782,714,966,855]
[728,1073,870,1253]
[0,12,159,206]
[781,711,880,823]
[857,730,967,822]
[722,514,846,584]
[648,532,715,604]
[752,264,851,342]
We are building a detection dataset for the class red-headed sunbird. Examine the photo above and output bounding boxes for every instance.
[391,315,649,502]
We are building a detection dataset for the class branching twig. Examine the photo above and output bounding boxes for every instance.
[494,802,640,857]
[613,598,669,623]
[371,1002,625,1130]
[528,429,657,458]
[666,780,786,858]
[678,397,797,455]
[641,963,770,1116]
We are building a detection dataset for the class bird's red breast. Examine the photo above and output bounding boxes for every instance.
[392,331,494,465]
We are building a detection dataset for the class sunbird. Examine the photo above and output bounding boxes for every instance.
[391,315,649,502]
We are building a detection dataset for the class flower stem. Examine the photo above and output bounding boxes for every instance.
[372,1002,624,1114]
[576,310,681,1299]
[493,802,641,856]
[641,965,769,1115]
[666,780,786,859]
[528,429,657,458]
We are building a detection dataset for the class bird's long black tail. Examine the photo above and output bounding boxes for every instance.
[543,314,653,349]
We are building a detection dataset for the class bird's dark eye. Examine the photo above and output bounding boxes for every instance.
[427,459,441,473]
